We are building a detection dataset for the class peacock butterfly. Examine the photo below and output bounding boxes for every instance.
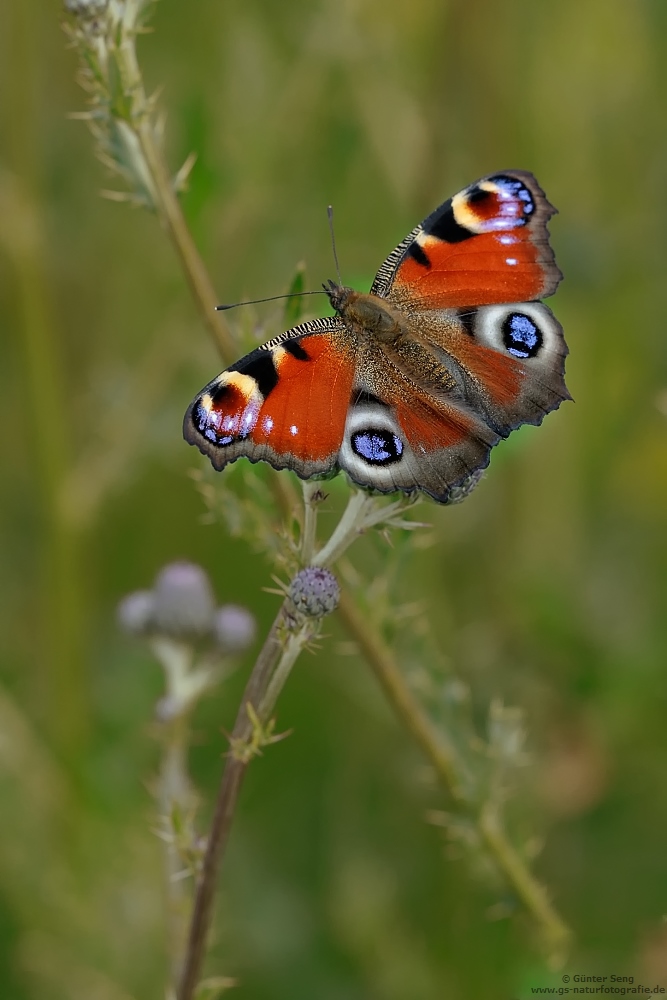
[184,171,569,504]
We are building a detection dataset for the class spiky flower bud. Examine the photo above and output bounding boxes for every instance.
[289,566,340,619]
[64,0,108,17]
[214,604,257,654]
[151,562,215,639]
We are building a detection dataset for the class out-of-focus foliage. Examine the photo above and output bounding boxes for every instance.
[1,1,667,998]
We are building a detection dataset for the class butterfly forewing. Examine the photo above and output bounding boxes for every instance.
[184,317,357,479]
[372,170,562,309]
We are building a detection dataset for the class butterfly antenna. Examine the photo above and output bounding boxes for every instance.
[327,205,343,286]
[215,290,326,311]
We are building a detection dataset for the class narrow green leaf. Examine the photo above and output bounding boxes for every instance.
[283,261,307,328]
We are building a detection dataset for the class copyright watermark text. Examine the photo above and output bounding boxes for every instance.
[524,975,666,996]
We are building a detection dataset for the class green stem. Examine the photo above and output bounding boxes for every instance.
[312,491,373,567]
[159,713,194,989]
[135,120,236,365]
[478,805,571,965]
[178,492,386,1000]
[336,584,572,963]
[337,586,472,801]
[177,612,287,1000]
[300,481,321,564]
[258,623,315,719]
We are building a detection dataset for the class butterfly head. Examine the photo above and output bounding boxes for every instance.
[322,278,351,314]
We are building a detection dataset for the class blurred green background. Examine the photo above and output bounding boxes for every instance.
[2,1,667,998]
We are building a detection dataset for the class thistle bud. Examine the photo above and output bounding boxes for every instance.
[289,566,340,619]
[64,0,108,17]
[151,562,215,639]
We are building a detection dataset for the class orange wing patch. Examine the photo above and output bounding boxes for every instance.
[447,331,524,406]
[394,231,545,308]
[392,395,472,450]
[251,336,354,462]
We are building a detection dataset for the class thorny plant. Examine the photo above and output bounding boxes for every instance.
[64,2,572,998]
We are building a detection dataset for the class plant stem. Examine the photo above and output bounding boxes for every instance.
[478,804,571,965]
[337,585,471,801]
[177,608,312,1000]
[134,122,236,365]
[68,3,237,367]
[336,583,572,963]
[178,491,388,999]
[258,625,312,720]
[151,641,199,989]
[159,713,194,989]
[312,490,373,567]
[177,752,245,1000]
[300,481,320,564]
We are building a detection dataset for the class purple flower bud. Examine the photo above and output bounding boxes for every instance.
[152,562,215,639]
[214,604,257,654]
[289,566,340,618]
[117,590,156,636]
[64,0,108,16]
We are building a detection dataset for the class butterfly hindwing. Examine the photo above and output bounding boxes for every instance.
[401,301,570,439]
[338,373,498,503]
[328,335,499,502]
[372,170,562,309]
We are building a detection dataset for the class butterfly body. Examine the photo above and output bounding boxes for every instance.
[324,283,410,343]
[184,171,569,504]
